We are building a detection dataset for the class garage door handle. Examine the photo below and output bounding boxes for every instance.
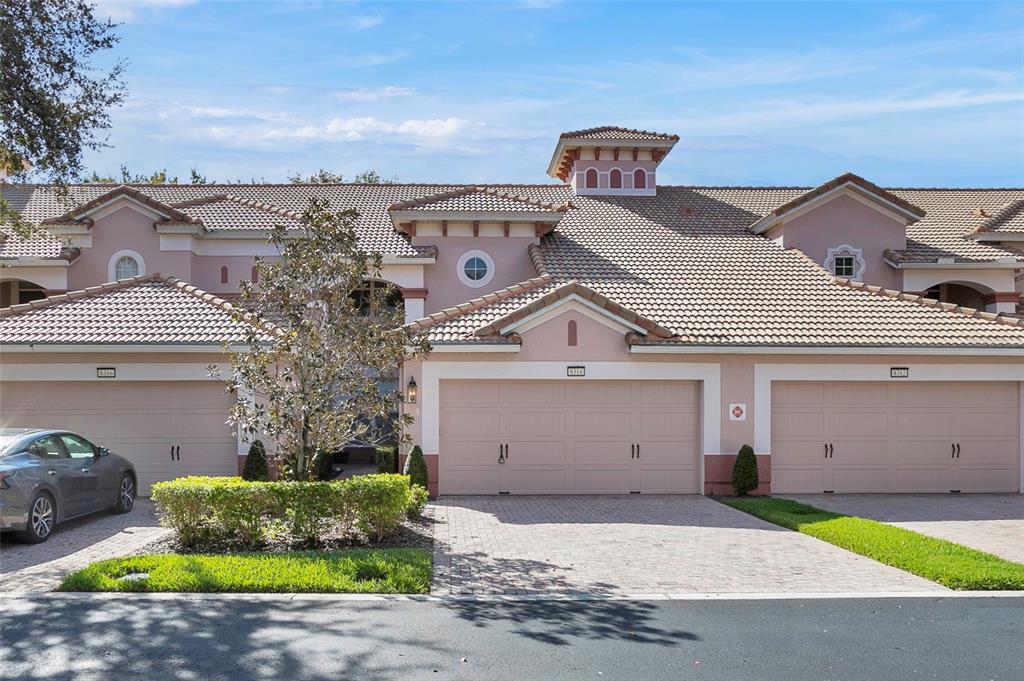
[829,443,833,458]
[631,443,635,459]
[952,443,956,459]
[171,445,175,461]
[825,443,829,459]
[505,444,509,461]
[956,443,961,458]
[636,443,640,459]
[176,445,181,461]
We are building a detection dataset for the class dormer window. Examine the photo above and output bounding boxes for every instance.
[825,245,865,280]
[108,250,145,281]
[547,126,678,197]
[833,256,855,277]
[585,168,598,189]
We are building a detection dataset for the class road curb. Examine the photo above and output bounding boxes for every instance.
[2,590,1021,603]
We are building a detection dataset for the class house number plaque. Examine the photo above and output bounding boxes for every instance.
[566,366,585,377]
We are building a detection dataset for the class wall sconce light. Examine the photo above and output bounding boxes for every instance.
[406,377,417,404]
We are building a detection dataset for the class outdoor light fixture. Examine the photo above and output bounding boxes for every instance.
[406,377,417,403]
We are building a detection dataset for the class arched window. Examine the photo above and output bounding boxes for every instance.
[108,250,145,282]
[633,169,647,190]
[567,320,578,347]
[609,169,622,189]
[220,266,229,284]
[585,168,598,189]
[251,266,258,284]
[115,256,139,279]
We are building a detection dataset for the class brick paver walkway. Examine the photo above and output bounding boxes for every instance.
[786,494,1024,564]
[1,500,169,592]
[431,496,944,596]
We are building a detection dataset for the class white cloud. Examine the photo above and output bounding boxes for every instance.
[322,116,471,143]
[350,51,411,67]
[90,0,195,23]
[333,86,417,102]
[350,15,383,30]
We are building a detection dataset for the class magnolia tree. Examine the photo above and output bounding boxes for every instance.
[214,197,429,480]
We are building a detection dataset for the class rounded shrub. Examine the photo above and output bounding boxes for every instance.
[344,473,411,541]
[406,484,429,518]
[403,445,428,491]
[242,440,269,481]
[731,444,759,496]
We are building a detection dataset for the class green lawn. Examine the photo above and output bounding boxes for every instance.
[59,549,432,594]
[719,497,1024,591]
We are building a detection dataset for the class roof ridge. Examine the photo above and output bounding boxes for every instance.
[39,185,201,225]
[220,194,304,221]
[559,125,679,141]
[527,243,549,277]
[388,186,571,213]
[972,198,1024,234]
[472,279,676,339]
[404,274,554,332]
[831,277,1024,329]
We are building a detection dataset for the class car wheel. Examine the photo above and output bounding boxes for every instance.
[113,473,136,514]
[19,492,56,543]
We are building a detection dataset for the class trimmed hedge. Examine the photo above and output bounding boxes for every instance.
[731,444,759,495]
[151,473,417,547]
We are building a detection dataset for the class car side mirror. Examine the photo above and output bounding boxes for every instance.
[97,447,110,458]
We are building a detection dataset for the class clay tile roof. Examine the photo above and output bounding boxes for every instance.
[388,186,571,214]
[0,274,275,345]
[168,194,303,231]
[970,199,1024,235]
[559,126,679,141]
[751,172,926,234]
[40,185,201,225]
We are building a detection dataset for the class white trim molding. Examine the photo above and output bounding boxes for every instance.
[456,249,495,289]
[499,296,646,336]
[419,362,722,479]
[752,363,1024,493]
[0,362,225,381]
[824,244,866,280]
[107,249,145,281]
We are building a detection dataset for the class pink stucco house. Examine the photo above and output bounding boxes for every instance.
[1,126,1023,496]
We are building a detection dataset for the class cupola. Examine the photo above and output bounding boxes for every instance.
[546,126,678,197]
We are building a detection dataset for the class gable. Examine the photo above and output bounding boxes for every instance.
[499,295,649,336]
[517,307,630,361]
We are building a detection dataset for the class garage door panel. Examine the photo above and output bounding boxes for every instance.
[443,410,501,438]
[575,440,632,465]
[639,412,696,438]
[772,468,827,494]
[635,440,698,466]
[574,468,631,494]
[637,467,698,494]
[773,411,825,438]
[950,467,1020,493]
[444,382,501,407]
[506,411,565,436]
[832,383,884,405]
[444,440,502,466]
[575,382,633,406]
[832,440,891,466]
[506,439,567,465]
[831,410,888,435]
[446,469,499,495]
[831,467,893,492]
[958,439,1019,466]
[895,467,954,493]
[502,468,568,494]
[574,410,632,436]
[504,382,565,406]
[893,438,951,465]
[952,411,1017,437]
[638,382,698,405]
[773,382,826,406]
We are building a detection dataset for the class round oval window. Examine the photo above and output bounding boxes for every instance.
[463,256,488,281]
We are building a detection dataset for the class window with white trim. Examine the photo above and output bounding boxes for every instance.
[456,250,495,288]
[824,244,865,281]
[114,255,140,279]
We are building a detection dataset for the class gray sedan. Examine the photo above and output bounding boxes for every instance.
[0,428,136,543]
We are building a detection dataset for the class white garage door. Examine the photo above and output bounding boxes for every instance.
[439,380,700,494]
[0,381,238,494]
[772,381,1020,493]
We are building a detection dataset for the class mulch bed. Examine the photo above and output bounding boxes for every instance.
[134,507,435,556]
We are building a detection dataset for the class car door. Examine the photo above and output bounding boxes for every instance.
[60,434,105,513]
[26,435,85,518]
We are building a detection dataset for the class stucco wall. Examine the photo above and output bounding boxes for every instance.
[413,235,539,314]
[770,193,905,290]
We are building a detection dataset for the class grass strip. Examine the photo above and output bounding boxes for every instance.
[719,496,1024,591]
[59,549,432,594]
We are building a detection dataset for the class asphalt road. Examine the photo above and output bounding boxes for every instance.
[1,595,1021,680]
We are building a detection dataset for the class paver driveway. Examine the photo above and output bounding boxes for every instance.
[431,496,944,596]
[786,494,1024,564]
[0,500,169,592]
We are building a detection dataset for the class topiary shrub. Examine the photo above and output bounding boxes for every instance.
[403,445,428,491]
[731,444,759,496]
[242,440,269,481]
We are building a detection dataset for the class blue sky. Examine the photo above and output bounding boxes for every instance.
[85,0,1024,187]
